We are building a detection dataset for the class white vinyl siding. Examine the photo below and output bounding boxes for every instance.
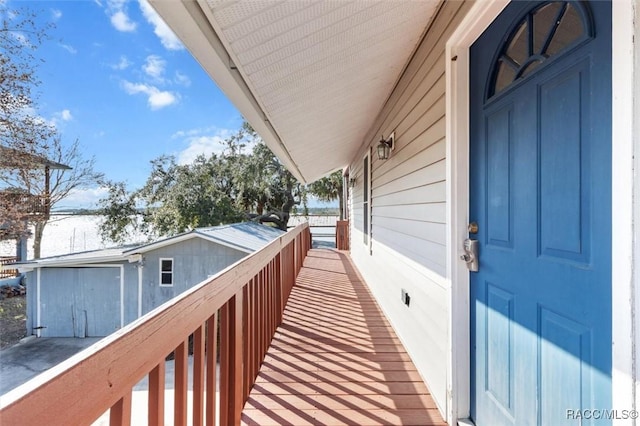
[348,0,473,417]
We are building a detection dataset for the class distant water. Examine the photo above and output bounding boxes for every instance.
[0,215,148,260]
[0,214,339,259]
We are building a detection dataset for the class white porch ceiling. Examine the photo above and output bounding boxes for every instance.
[150,0,441,183]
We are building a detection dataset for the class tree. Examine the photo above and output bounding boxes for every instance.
[235,128,307,230]
[96,180,140,245]
[0,5,58,249]
[0,137,103,258]
[0,5,56,157]
[308,170,344,219]
[99,122,307,243]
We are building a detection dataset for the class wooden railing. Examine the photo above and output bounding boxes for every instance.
[0,191,48,216]
[0,223,311,426]
[0,256,19,279]
[336,220,349,250]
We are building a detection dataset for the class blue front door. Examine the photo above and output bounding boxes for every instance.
[469,1,611,425]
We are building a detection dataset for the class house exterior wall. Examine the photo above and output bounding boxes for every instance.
[348,0,473,416]
[139,238,246,315]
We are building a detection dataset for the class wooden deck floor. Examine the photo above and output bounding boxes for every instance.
[241,249,447,426]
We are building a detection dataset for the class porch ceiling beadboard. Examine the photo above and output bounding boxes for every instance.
[150,0,440,183]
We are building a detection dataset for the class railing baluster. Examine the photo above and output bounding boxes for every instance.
[219,301,230,425]
[258,272,264,361]
[276,253,283,326]
[242,285,250,403]
[174,339,189,426]
[109,393,131,426]
[193,325,205,426]
[252,278,259,382]
[149,362,165,426]
[266,265,272,338]
[231,291,243,424]
[270,261,276,334]
[262,269,268,359]
[205,313,217,426]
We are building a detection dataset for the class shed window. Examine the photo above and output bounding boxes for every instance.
[159,258,173,286]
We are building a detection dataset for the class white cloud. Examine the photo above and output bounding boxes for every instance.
[174,128,237,164]
[171,126,219,139]
[147,91,176,109]
[143,55,166,80]
[51,9,62,20]
[122,80,178,110]
[178,136,227,165]
[62,186,109,209]
[174,71,191,87]
[111,10,137,32]
[138,0,183,50]
[59,43,77,54]
[111,55,131,70]
[60,109,73,121]
[49,109,74,127]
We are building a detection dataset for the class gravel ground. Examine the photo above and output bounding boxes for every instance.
[0,295,27,349]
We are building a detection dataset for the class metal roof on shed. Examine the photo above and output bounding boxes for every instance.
[17,222,284,269]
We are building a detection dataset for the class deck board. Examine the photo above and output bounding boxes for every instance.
[241,249,447,426]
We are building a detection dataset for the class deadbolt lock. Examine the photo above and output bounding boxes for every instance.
[468,222,478,234]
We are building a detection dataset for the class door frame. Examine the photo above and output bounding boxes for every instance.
[445,0,637,423]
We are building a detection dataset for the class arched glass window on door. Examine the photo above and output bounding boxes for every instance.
[490,1,592,98]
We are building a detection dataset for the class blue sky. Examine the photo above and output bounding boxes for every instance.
[20,0,247,209]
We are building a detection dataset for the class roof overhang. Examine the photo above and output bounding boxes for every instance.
[0,146,71,170]
[16,254,127,270]
[149,0,441,183]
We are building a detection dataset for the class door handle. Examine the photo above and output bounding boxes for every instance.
[460,238,479,272]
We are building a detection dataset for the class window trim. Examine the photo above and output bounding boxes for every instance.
[159,258,174,287]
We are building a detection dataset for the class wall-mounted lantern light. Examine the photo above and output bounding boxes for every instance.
[349,177,357,188]
[377,132,395,160]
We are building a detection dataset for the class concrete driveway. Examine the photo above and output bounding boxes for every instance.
[0,337,101,396]
[1,337,219,425]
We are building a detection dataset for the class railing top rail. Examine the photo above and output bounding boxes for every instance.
[0,223,309,425]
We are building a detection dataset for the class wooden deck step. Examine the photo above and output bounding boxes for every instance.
[241,249,447,426]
